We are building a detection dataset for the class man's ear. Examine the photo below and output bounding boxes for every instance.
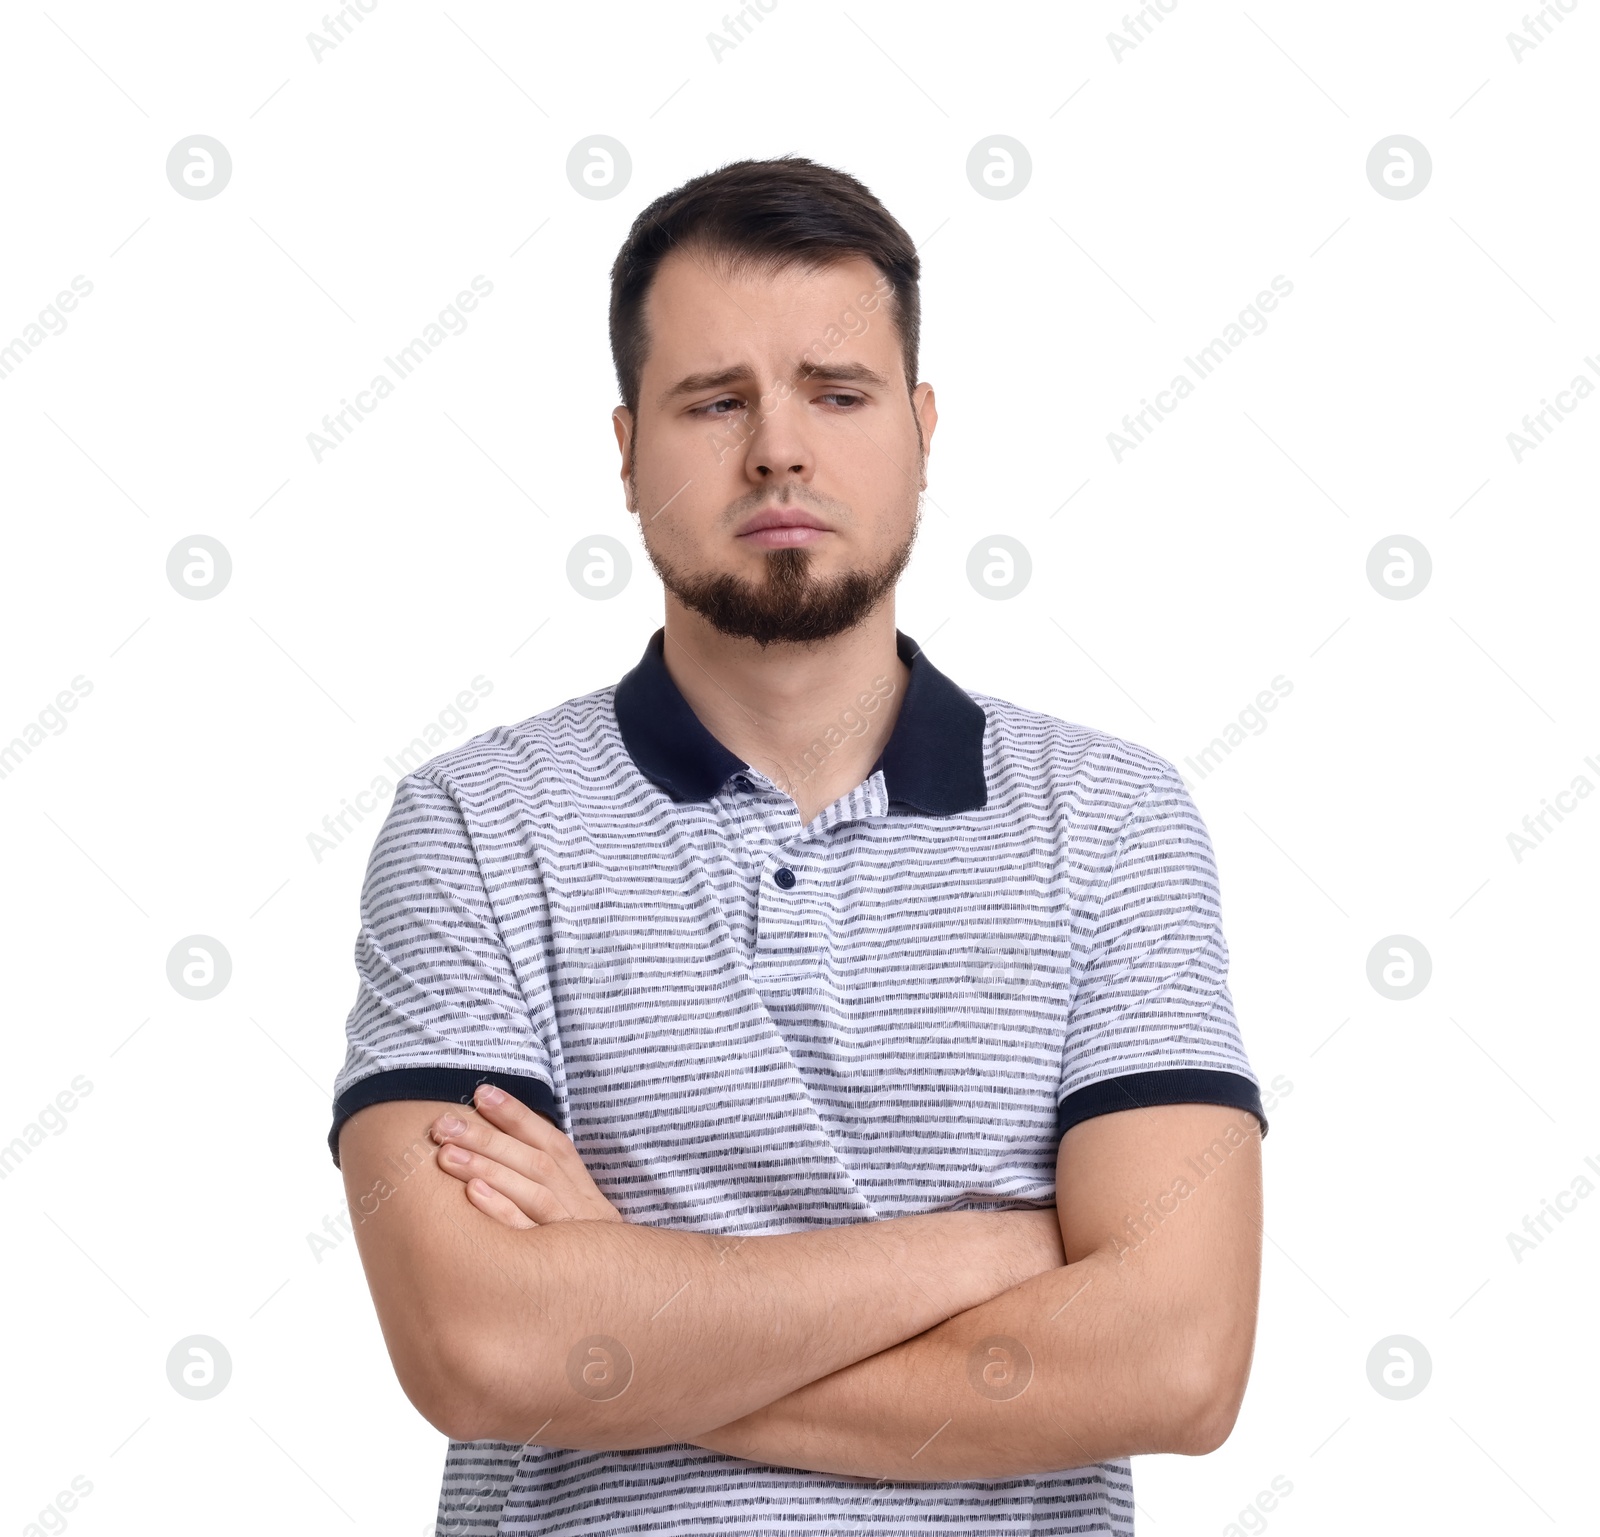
[912,382,937,490]
[612,407,635,509]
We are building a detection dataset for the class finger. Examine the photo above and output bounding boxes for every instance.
[468,1090,625,1224]
[464,1176,536,1230]
[430,1111,562,1186]
[471,1084,568,1154]
[435,1142,573,1224]
[463,1115,620,1222]
[430,1102,622,1224]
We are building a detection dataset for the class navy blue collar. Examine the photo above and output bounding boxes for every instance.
[613,628,987,815]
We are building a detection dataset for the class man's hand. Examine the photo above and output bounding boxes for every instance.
[428,1083,624,1227]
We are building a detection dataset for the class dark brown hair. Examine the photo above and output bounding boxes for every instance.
[608,156,921,418]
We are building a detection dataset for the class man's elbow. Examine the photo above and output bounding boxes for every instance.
[400,1370,477,1443]
[419,1354,500,1445]
[397,1321,554,1444]
[428,1392,519,1446]
[1169,1350,1251,1456]
[339,1106,573,1443]
[378,1315,498,1443]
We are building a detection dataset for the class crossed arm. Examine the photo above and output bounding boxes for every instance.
[338,1088,1261,1480]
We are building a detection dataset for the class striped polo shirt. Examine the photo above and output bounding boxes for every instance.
[328,627,1265,1536]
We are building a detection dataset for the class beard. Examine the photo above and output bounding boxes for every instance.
[644,516,919,646]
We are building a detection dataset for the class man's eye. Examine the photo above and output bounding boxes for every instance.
[819,393,864,408]
[693,397,745,416]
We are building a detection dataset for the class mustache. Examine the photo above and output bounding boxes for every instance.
[722,484,849,526]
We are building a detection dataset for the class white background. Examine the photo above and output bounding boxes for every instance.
[2,2,1595,1532]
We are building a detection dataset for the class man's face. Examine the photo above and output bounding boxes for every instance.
[613,249,937,646]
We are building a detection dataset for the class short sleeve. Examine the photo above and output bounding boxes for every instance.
[326,771,558,1166]
[1057,760,1266,1141]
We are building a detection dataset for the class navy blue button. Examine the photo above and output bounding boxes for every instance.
[732,775,751,790]
[773,867,796,890]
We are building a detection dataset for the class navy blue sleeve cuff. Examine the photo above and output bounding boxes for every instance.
[1057,1068,1267,1142]
[328,1066,560,1168]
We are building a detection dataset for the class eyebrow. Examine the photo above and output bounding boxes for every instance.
[659,359,891,406]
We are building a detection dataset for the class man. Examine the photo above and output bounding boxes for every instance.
[329,156,1267,1534]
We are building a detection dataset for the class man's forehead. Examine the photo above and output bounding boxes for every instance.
[642,250,894,390]
[646,249,883,330]
[655,244,881,294]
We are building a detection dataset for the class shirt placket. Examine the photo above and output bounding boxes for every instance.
[734,780,813,981]
[731,769,889,984]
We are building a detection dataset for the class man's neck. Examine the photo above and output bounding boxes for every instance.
[658,599,911,825]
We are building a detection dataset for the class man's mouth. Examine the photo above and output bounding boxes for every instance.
[734,507,833,548]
